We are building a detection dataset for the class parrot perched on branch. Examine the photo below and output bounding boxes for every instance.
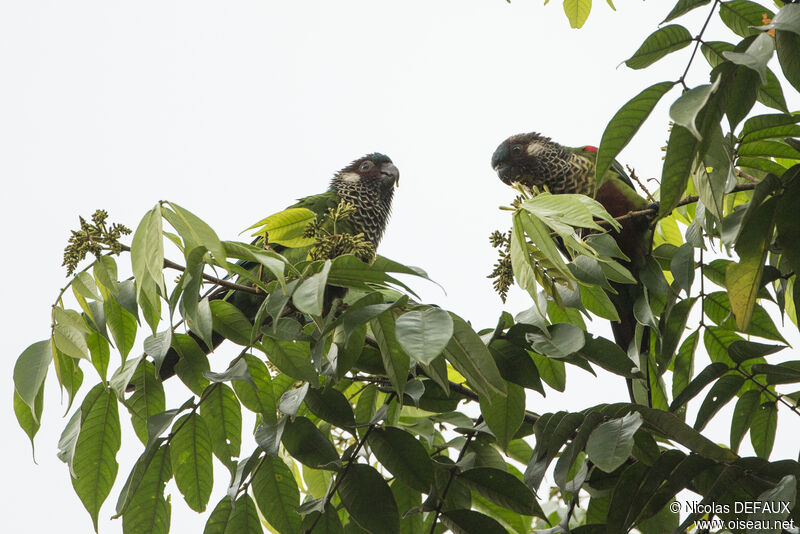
[491,132,652,403]
[156,152,400,381]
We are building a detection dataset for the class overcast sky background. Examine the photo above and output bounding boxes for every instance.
[2,1,799,532]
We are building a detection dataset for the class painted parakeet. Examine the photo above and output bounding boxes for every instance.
[157,152,400,380]
[491,132,651,403]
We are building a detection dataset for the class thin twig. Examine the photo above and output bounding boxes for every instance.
[679,0,721,89]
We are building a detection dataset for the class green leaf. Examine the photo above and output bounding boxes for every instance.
[203,358,254,386]
[122,444,171,534]
[577,333,639,378]
[658,125,698,219]
[71,385,121,531]
[171,334,211,396]
[163,202,226,266]
[370,310,410,400]
[304,387,355,429]
[458,467,539,515]
[200,384,242,472]
[395,308,453,365]
[443,314,507,398]
[292,259,331,317]
[669,80,720,140]
[730,389,760,453]
[171,413,214,512]
[669,362,729,412]
[210,300,252,346]
[531,352,566,392]
[626,25,692,69]
[750,402,778,458]
[104,295,137,360]
[670,243,695,295]
[53,324,89,361]
[586,412,643,473]
[728,340,785,364]
[749,474,797,526]
[596,81,676,182]
[440,509,507,534]
[489,340,545,394]
[726,198,776,332]
[776,29,800,93]
[757,67,790,113]
[479,382,525,451]
[741,113,800,142]
[251,456,302,534]
[719,0,774,37]
[281,416,339,470]
[13,340,51,418]
[131,204,164,303]
[722,32,775,85]
[662,0,711,23]
[337,464,400,534]
[259,338,317,384]
[232,354,277,422]
[14,386,43,455]
[207,494,262,534]
[247,207,316,248]
[368,427,434,493]
[143,329,172,375]
[526,322,585,359]
[672,332,697,407]
[128,360,166,444]
[752,362,800,384]
[693,374,745,431]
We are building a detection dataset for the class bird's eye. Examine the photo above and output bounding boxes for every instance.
[511,145,523,155]
[360,161,373,172]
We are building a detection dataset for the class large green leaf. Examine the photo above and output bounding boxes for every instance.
[750,402,778,458]
[122,444,171,534]
[585,412,643,473]
[251,456,301,534]
[662,0,711,23]
[128,360,166,444]
[13,340,51,418]
[201,384,242,473]
[370,310,410,400]
[719,0,774,37]
[304,387,355,430]
[170,413,214,512]
[281,416,339,470]
[368,427,434,493]
[337,464,399,534]
[563,0,591,28]
[596,81,676,182]
[479,382,525,451]
[443,314,507,398]
[625,25,692,69]
[658,125,697,219]
[163,202,226,267]
[71,385,121,531]
[458,467,540,515]
[394,308,453,365]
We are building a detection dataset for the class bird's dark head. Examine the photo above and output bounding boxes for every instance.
[491,132,568,188]
[335,153,399,194]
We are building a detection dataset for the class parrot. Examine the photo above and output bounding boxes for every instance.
[491,132,652,404]
[156,152,400,381]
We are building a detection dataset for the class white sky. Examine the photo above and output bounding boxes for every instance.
[2,1,798,532]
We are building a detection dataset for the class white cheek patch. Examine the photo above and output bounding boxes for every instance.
[526,142,547,157]
[340,172,361,183]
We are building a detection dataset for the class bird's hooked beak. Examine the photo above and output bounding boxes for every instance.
[380,162,400,187]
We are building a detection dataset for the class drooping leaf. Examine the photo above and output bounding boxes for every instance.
[71,385,121,531]
[170,413,214,512]
[250,456,302,534]
[337,464,400,534]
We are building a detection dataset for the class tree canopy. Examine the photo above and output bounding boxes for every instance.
[12,1,800,533]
